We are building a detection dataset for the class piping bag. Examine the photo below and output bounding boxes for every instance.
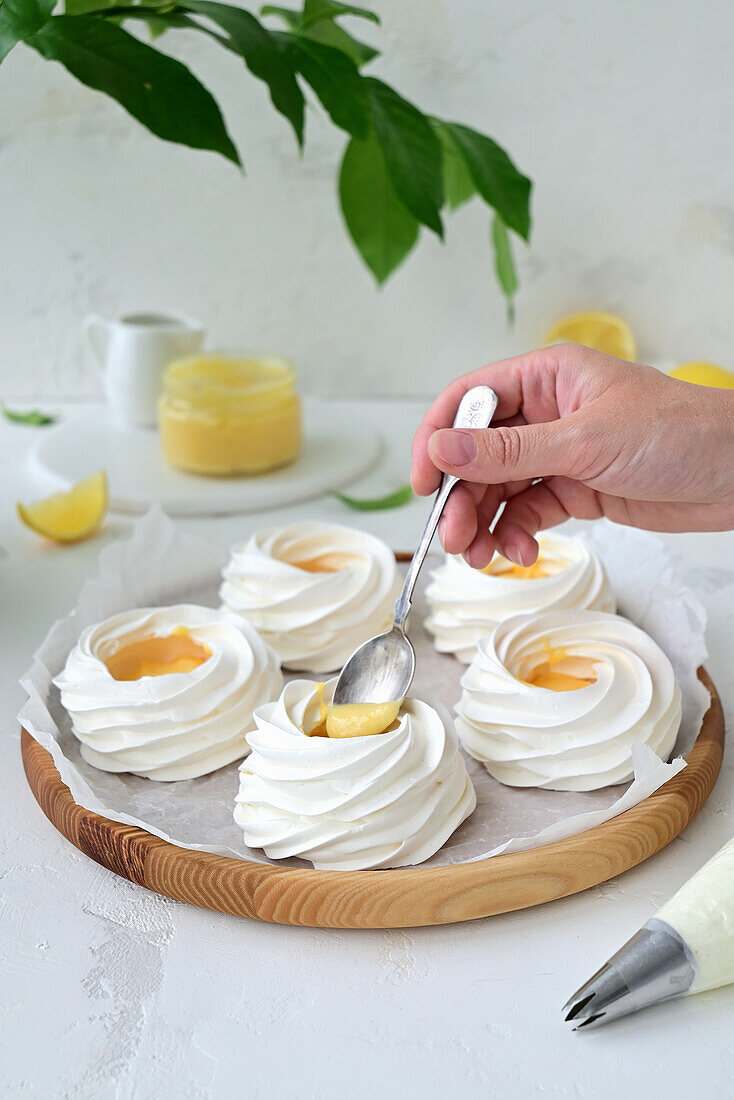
[564,835,734,1029]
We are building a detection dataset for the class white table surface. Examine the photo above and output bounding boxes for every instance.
[2,398,733,1100]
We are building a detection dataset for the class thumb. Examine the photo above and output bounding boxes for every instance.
[427,419,586,484]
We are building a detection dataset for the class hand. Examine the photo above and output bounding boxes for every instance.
[411,345,734,568]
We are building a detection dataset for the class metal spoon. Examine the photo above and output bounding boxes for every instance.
[332,385,499,707]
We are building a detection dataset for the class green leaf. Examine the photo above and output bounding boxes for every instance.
[184,1,304,146]
[330,484,413,511]
[431,118,475,211]
[67,0,168,37]
[27,15,241,162]
[0,0,55,62]
[339,129,419,283]
[261,2,377,65]
[491,214,518,322]
[303,17,374,64]
[364,78,443,237]
[65,0,115,12]
[98,7,212,42]
[277,31,368,137]
[146,16,168,38]
[260,4,299,26]
[300,0,379,30]
[440,121,531,240]
[2,403,56,426]
[66,0,176,13]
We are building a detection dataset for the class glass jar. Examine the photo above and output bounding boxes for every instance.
[159,355,301,476]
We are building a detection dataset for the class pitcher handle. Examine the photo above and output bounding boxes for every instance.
[82,314,110,365]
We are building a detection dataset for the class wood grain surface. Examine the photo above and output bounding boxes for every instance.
[20,668,724,929]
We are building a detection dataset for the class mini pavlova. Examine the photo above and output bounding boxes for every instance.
[425,533,615,663]
[234,678,476,870]
[54,604,282,781]
[455,609,682,791]
[219,521,401,673]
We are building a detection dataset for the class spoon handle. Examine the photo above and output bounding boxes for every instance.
[394,385,499,630]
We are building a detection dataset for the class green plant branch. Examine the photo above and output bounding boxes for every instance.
[1,0,532,304]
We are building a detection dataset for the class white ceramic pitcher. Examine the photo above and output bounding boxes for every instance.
[83,311,204,428]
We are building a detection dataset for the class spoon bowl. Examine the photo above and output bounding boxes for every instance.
[332,386,499,708]
[332,625,415,706]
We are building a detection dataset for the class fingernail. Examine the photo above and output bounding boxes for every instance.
[504,542,523,567]
[520,539,540,567]
[438,517,447,544]
[433,430,476,467]
[467,547,490,570]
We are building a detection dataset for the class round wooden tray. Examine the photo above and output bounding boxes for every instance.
[21,668,724,928]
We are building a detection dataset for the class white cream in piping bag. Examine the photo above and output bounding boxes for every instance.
[564,836,734,1028]
[655,836,734,993]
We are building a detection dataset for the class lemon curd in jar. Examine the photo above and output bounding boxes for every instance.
[158,355,302,476]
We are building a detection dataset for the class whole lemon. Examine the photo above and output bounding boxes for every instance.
[668,362,734,389]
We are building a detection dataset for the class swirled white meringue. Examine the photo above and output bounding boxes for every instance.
[234,678,476,870]
[54,605,282,781]
[425,533,615,663]
[455,610,681,791]
[219,522,400,673]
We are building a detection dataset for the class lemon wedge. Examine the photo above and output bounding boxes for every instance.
[17,471,108,543]
[668,362,734,389]
[544,311,637,361]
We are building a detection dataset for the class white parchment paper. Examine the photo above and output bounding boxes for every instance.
[19,508,711,868]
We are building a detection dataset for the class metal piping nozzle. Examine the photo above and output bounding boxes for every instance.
[563,919,695,1031]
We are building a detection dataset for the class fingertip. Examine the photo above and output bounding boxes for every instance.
[437,516,447,547]
[464,533,496,570]
[500,526,539,567]
[501,540,522,567]
[426,431,441,466]
[413,473,440,497]
[426,429,459,471]
[409,458,440,496]
[520,535,540,566]
[428,427,480,472]
[410,427,441,496]
[440,486,477,556]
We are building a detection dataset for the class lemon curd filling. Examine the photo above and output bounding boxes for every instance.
[291,553,350,573]
[105,628,211,681]
[306,682,401,738]
[483,556,551,580]
[159,355,301,476]
[523,639,598,693]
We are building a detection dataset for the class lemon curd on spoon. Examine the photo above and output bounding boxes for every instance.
[104,628,211,681]
[306,682,401,738]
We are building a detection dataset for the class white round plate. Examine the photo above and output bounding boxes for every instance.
[29,400,382,516]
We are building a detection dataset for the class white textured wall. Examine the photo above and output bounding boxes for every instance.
[1,0,733,400]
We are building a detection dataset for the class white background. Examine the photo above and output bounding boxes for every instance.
[1,0,734,400]
[3,2,734,1096]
